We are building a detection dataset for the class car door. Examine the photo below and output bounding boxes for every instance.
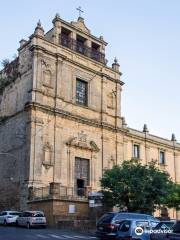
[18,212,25,225]
[117,220,131,239]
[24,212,31,226]
[134,220,150,239]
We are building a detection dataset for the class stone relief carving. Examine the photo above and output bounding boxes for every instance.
[107,90,116,109]
[66,131,99,152]
[78,130,87,142]
[41,59,54,88]
[42,142,53,169]
[43,70,52,87]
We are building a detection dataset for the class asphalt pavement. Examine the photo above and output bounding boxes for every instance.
[0,226,97,240]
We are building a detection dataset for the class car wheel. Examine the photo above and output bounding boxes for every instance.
[3,220,7,226]
[27,222,31,229]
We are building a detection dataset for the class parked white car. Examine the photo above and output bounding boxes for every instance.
[0,211,21,225]
[16,211,47,228]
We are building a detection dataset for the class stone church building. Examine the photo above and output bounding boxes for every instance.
[0,14,180,223]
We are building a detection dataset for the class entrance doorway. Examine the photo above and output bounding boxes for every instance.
[75,157,89,196]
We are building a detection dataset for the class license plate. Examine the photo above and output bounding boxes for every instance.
[35,218,43,222]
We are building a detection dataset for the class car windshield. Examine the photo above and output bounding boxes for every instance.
[9,212,21,216]
[98,213,116,224]
[32,212,44,217]
[154,222,174,230]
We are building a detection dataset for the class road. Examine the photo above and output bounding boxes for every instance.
[0,226,98,240]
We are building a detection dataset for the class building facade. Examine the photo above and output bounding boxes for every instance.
[0,14,180,223]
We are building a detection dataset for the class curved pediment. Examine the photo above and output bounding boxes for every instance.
[71,17,91,34]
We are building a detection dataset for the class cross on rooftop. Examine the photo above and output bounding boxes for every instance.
[76,6,84,18]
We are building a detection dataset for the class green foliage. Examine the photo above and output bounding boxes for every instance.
[0,77,11,93]
[101,159,178,214]
[1,59,10,68]
[166,183,180,210]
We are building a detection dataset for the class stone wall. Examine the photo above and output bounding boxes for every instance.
[0,111,30,210]
[28,199,89,227]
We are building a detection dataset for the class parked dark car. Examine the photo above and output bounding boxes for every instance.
[116,219,157,240]
[165,221,180,240]
[150,220,176,240]
[96,212,159,240]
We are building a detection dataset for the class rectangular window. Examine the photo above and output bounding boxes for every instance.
[76,35,86,54]
[76,78,88,106]
[160,151,165,165]
[133,144,140,159]
[60,27,71,47]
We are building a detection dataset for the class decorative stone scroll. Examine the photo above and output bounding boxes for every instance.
[66,131,100,152]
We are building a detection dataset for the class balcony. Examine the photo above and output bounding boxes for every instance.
[28,184,88,201]
[60,34,105,64]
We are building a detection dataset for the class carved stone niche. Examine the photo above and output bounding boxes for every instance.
[107,91,115,109]
[43,70,53,88]
[42,142,54,169]
[41,59,54,88]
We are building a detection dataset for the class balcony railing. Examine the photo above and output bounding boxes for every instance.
[29,185,87,201]
[60,34,105,64]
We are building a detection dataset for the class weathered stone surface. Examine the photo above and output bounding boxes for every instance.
[0,15,180,221]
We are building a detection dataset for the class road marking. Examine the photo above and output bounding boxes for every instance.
[49,234,63,239]
[74,237,97,239]
[61,235,75,239]
[74,236,88,239]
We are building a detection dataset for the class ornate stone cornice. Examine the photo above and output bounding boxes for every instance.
[25,102,127,134]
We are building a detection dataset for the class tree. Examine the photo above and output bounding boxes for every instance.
[100,159,177,214]
[166,183,180,210]
[1,58,10,68]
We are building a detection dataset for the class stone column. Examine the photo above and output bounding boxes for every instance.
[52,14,61,44]
[101,74,107,123]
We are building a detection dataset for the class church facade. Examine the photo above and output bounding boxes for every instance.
[0,14,180,223]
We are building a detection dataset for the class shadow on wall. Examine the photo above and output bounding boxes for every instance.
[0,182,20,211]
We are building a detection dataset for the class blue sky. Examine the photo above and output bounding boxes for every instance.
[1,0,180,141]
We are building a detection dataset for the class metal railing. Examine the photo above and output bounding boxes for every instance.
[59,34,105,64]
[32,186,50,199]
[30,185,87,201]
